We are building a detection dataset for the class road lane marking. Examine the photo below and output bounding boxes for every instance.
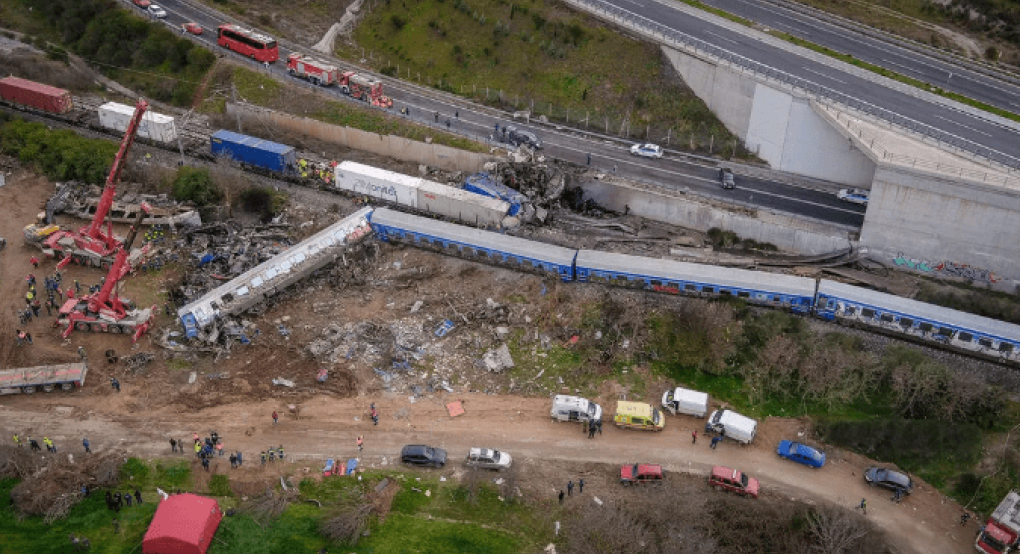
[703,30,739,45]
[933,115,993,137]
[800,66,846,84]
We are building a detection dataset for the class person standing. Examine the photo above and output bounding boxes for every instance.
[586,153,591,166]
[272,411,278,425]
[230,453,237,469]
[578,479,584,493]
[170,438,177,453]
[110,377,120,392]
[194,442,201,457]
[216,441,224,457]
[43,437,55,452]
[260,451,267,465]
[134,489,143,504]
[13,434,21,448]
[710,435,722,450]
[202,456,210,472]
[692,430,697,445]
[558,490,564,504]
[82,437,91,454]
[236,451,243,467]
[357,435,363,451]
[567,480,574,496]
[30,256,39,268]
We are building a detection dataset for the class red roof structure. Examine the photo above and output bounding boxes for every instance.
[142,493,223,554]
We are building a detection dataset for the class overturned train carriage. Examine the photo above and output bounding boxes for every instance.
[178,207,373,338]
[816,280,1020,362]
[369,208,576,281]
[575,250,818,312]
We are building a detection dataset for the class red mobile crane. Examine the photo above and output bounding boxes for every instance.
[26,99,152,270]
[56,203,156,342]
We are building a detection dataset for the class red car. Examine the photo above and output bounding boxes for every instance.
[620,463,663,485]
[133,0,151,7]
[182,22,204,35]
[709,465,759,499]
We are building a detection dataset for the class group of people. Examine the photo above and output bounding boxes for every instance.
[558,478,587,503]
[260,445,285,465]
[15,256,109,346]
[104,489,144,513]
[583,419,603,439]
[297,158,338,185]
[12,433,58,452]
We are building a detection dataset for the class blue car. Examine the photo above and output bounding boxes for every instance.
[776,440,826,468]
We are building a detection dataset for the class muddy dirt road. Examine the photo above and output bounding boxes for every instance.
[1,391,977,554]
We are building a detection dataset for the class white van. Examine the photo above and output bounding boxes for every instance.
[550,395,603,424]
[661,387,709,418]
[704,409,757,444]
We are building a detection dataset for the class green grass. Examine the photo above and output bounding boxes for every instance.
[338,0,740,150]
[357,513,521,554]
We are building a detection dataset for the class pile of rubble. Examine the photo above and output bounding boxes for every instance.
[45,181,200,226]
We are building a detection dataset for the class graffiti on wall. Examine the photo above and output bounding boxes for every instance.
[893,253,998,283]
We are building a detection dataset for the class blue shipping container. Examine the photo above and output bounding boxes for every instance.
[463,172,525,216]
[211,130,297,174]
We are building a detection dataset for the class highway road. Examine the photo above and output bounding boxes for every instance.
[134,0,865,227]
[697,0,1020,119]
[586,0,1020,168]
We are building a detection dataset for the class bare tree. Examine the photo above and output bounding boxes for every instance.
[806,504,869,554]
[320,503,373,546]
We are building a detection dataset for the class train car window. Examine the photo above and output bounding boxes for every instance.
[958,332,973,342]
[880,314,894,322]
[615,275,630,283]
[684,284,697,292]
[737,291,750,298]
[650,280,663,287]
[719,289,732,297]
[702,287,714,294]
[978,338,993,348]
[938,327,953,336]
[918,322,933,332]
[861,308,875,318]
[899,318,913,327]
[845,306,856,315]
[1000,343,1014,352]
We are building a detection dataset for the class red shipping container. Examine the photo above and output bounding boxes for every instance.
[0,77,73,114]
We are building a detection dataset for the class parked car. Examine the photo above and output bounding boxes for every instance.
[630,143,663,159]
[401,445,447,468]
[504,126,542,149]
[182,22,204,35]
[465,447,512,470]
[837,188,869,205]
[133,0,151,7]
[719,168,735,189]
[147,4,167,18]
[864,467,913,494]
[709,465,759,499]
[620,463,663,485]
[776,440,826,468]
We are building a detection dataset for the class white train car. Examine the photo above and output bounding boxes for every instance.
[333,161,510,228]
[98,102,178,143]
[178,207,373,339]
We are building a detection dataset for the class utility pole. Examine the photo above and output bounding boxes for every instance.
[231,83,242,133]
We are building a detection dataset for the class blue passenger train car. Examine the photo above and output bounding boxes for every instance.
[463,173,527,216]
[211,130,298,174]
[369,208,576,281]
[574,250,817,313]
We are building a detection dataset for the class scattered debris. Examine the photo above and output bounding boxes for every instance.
[446,401,465,418]
[272,378,295,388]
[483,343,514,373]
[435,319,455,337]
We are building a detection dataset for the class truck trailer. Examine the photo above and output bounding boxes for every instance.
[0,362,88,395]
[211,130,298,174]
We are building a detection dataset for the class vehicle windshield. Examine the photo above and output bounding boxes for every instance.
[631,464,639,476]
[980,531,1007,551]
[492,450,502,459]
[652,408,661,425]
[740,474,748,488]
[587,401,597,416]
[811,450,823,461]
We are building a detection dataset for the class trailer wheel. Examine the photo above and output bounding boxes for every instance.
[61,383,73,391]
[312,77,320,86]
[90,323,103,332]
[42,384,54,393]
[288,69,296,76]
[75,322,89,331]
[101,261,110,270]
[24,386,36,394]
[109,325,122,334]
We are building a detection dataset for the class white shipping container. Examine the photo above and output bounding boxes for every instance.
[417,179,509,228]
[334,161,420,208]
[97,102,178,143]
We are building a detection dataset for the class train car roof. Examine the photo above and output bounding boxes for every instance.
[818,279,1020,341]
[211,129,294,154]
[99,101,175,124]
[370,208,575,266]
[337,160,425,190]
[417,180,510,212]
[575,250,817,297]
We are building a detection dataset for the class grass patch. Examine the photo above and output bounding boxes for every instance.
[915,280,1020,325]
[338,0,742,153]
[359,513,521,554]
[209,474,233,497]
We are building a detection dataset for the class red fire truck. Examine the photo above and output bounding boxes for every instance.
[338,72,393,108]
[217,24,279,63]
[286,53,340,86]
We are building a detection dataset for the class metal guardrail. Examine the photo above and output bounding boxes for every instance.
[569,0,1020,172]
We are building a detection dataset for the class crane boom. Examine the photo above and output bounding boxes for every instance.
[83,98,149,248]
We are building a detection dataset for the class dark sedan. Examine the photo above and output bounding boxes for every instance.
[864,467,913,494]
[400,445,447,468]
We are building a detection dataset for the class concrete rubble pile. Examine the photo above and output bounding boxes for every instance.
[491,161,568,223]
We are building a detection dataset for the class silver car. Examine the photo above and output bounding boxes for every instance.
[465,447,512,470]
[148,5,167,18]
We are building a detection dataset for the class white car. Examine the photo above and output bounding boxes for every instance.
[630,143,663,159]
[148,5,167,18]
[837,188,869,206]
[465,447,512,470]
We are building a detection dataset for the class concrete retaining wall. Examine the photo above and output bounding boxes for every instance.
[581,178,852,255]
[661,47,876,187]
[861,165,1020,290]
[225,102,497,172]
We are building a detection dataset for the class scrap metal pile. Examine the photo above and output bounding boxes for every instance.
[44,181,201,227]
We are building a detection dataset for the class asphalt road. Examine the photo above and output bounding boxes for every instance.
[134,0,866,227]
[593,0,1020,168]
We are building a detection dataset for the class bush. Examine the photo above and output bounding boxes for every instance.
[171,167,222,206]
[817,419,983,471]
[390,14,407,31]
[238,186,287,221]
[0,117,117,184]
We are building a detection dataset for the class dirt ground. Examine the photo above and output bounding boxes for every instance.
[0,162,987,554]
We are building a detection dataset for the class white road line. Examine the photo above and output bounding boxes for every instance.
[880,58,925,76]
[736,186,864,215]
[800,66,846,84]
[933,115,993,137]
[768,21,811,37]
[703,29,739,45]
[953,73,1020,96]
